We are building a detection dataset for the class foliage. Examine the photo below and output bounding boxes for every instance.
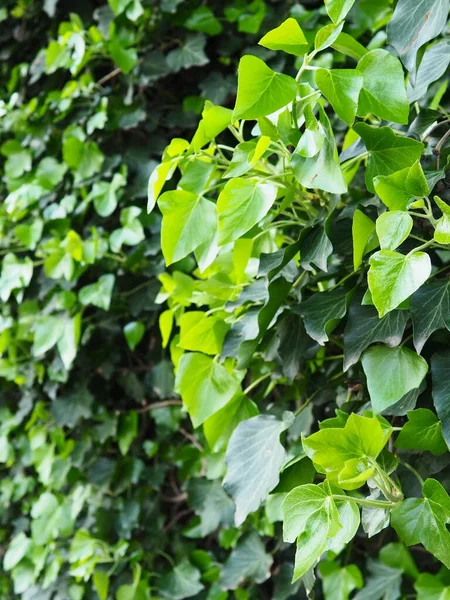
[1,0,450,599]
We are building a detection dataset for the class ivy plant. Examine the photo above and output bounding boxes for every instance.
[149,0,450,595]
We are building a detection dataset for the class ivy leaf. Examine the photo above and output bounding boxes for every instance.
[33,315,64,357]
[376,212,413,251]
[411,279,450,353]
[203,393,258,452]
[391,479,450,569]
[79,274,115,311]
[295,289,348,345]
[387,0,449,72]
[300,225,333,272]
[185,478,234,537]
[0,254,33,302]
[356,49,409,124]
[224,412,294,526]
[124,321,145,351]
[258,18,308,56]
[219,532,273,590]
[408,41,450,102]
[353,124,424,193]
[166,34,209,72]
[368,250,431,317]
[431,352,450,450]
[352,209,377,270]
[396,408,447,456]
[158,561,204,600]
[282,482,360,580]
[319,562,363,600]
[191,101,232,152]
[415,573,450,600]
[233,55,297,120]
[324,0,356,24]
[3,532,31,571]
[353,561,403,600]
[217,179,277,245]
[292,106,347,194]
[158,190,217,265]
[343,302,408,371]
[314,22,344,53]
[302,414,391,488]
[179,311,228,355]
[315,69,363,126]
[362,345,428,414]
[374,161,429,211]
[147,139,189,212]
[175,353,244,428]
[52,387,94,428]
[185,6,222,36]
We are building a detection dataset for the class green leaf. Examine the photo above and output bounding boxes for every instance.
[300,225,333,272]
[158,190,217,265]
[396,408,447,456]
[179,311,228,355]
[89,173,125,218]
[353,561,402,600]
[376,211,413,251]
[147,138,189,213]
[324,0,356,24]
[258,18,308,56]
[343,301,408,371]
[431,352,450,450]
[391,478,450,569]
[57,314,81,370]
[185,6,222,36]
[352,209,377,270]
[319,562,363,600]
[233,55,297,120]
[408,41,450,102]
[415,573,450,600]
[175,353,244,427]
[379,542,419,579]
[203,393,258,452]
[166,34,209,72]
[185,478,234,537]
[282,482,359,580]
[93,572,110,600]
[4,532,31,571]
[32,315,63,357]
[387,0,449,71]
[52,386,94,428]
[124,321,145,351]
[219,532,273,590]
[191,101,232,152]
[118,412,138,456]
[331,32,367,60]
[302,413,391,488]
[368,250,431,317]
[109,41,137,74]
[224,412,294,526]
[411,279,450,353]
[159,561,204,600]
[353,123,424,193]
[356,49,409,124]
[0,253,33,302]
[296,289,348,345]
[315,69,363,126]
[361,345,428,413]
[217,178,277,245]
[79,274,115,311]
[292,107,347,194]
[374,161,429,211]
[314,22,344,53]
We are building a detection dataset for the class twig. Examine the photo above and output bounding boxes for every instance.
[433,128,450,169]
[179,427,204,452]
[163,508,193,533]
[137,400,182,412]
[97,67,122,86]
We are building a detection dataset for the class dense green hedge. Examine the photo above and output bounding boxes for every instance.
[1,0,450,599]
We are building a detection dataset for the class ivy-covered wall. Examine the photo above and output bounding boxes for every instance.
[1,0,450,599]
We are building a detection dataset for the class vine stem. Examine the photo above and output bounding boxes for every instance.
[332,494,399,509]
[406,238,434,258]
[243,372,272,395]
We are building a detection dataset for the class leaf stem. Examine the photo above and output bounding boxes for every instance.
[243,372,272,395]
[332,494,398,509]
